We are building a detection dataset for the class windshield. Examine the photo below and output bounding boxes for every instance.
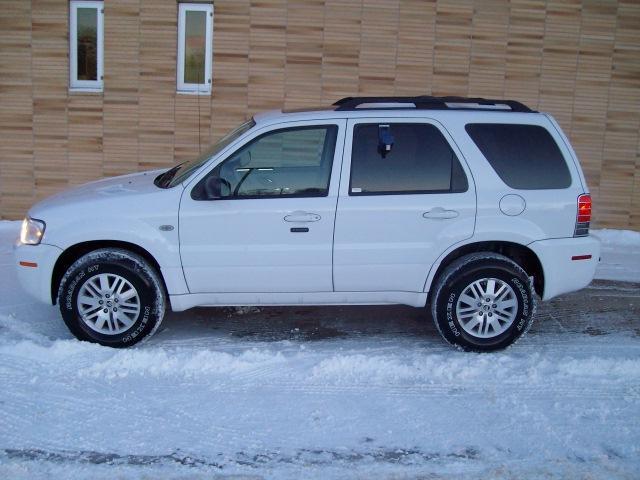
[156,119,256,188]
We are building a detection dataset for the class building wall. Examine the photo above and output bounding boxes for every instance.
[1,0,639,228]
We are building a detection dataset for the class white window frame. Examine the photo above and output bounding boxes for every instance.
[177,3,213,95]
[69,0,104,92]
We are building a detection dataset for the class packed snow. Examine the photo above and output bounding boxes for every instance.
[592,229,640,283]
[0,220,639,479]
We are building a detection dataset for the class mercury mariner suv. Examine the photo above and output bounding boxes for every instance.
[14,96,600,351]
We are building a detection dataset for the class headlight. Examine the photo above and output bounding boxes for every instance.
[20,217,46,245]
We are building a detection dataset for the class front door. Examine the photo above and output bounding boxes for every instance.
[179,120,345,293]
[333,118,476,293]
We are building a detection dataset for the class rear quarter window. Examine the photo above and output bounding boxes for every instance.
[465,123,572,190]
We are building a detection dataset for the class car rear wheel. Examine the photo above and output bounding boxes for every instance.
[57,248,165,347]
[430,252,536,352]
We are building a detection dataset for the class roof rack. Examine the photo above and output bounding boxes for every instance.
[333,96,534,113]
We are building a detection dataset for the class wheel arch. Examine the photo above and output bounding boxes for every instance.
[426,240,545,302]
[51,240,167,305]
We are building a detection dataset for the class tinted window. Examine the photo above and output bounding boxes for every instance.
[465,123,571,189]
[349,123,468,195]
[193,125,338,199]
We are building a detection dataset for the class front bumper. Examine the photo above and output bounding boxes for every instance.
[529,235,601,301]
[14,240,63,305]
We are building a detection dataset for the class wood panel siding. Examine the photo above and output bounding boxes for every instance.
[1,0,639,229]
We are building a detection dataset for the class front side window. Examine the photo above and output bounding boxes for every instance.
[177,3,213,94]
[69,1,103,91]
[465,123,572,190]
[193,126,338,200]
[349,123,468,195]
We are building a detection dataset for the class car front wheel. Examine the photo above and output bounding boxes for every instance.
[430,252,536,352]
[57,248,166,347]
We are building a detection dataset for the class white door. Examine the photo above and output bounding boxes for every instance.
[333,118,476,293]
[179,120,345,293]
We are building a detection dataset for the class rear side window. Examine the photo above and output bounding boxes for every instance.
[465,123,571,190]
[350,123,468,195]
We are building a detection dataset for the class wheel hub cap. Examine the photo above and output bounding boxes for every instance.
[77,273,140,335]
[455,278,518,339]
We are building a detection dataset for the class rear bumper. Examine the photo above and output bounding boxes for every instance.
[529,235,600,301]
[14,241,63,305]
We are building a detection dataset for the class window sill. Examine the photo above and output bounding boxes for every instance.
[69,88,103,94]
[177,89,212,96]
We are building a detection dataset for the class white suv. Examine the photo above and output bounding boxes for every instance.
[14,96,600,351]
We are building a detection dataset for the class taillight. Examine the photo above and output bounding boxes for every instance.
[574,194,591,237]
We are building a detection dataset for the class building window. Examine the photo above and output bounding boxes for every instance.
[69,1,104,91]
[177,3,213,94]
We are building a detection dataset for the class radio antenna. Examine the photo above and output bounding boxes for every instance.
[197,64,202,153]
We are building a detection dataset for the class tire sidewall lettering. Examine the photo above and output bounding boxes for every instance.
[446,292,461,337]
[122,305,151,344]
[511,277,529,331]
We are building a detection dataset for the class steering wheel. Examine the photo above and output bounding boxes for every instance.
[204,176,232,199]
[219,177,232,195]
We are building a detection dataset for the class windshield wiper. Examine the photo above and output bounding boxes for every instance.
[154,163,184,188]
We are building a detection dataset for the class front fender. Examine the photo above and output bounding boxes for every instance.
[32,187,188,296]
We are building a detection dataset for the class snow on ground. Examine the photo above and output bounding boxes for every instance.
[592,229,640,283]
[0,220,639,479]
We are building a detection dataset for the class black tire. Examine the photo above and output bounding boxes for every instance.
[57,248,166,347]
[430,252,536,352]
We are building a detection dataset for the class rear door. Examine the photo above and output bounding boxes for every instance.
[333,118,476,293]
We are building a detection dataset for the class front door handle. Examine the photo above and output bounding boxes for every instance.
[284,211,321,223]
[422,207,459,220]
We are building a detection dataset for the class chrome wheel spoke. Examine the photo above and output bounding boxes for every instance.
[462,315,482,332]
[457,305,477,316]
[98,274,110,293]
[118,302,139,313]
[93,314,107,331]
[458,293,478,307]
[78,294,99,307]
[494,284,508,301]
[471,282,485,300]
[77,273,140,336]
[496,298,517,311]
[485,279,496,296]
[86,279,102,298]
[119,288,136,302]
[115,311,135,327]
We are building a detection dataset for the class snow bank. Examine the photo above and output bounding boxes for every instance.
[592,228,640,247]
[0,338,99,362]
[592,228,640,282]
[79,347,286,379]
[311,351,640,385]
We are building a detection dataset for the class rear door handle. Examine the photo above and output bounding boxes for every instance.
[284,211,321,223]
[422,207,459,220]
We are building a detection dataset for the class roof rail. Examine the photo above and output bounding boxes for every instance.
[333,96,535,113]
